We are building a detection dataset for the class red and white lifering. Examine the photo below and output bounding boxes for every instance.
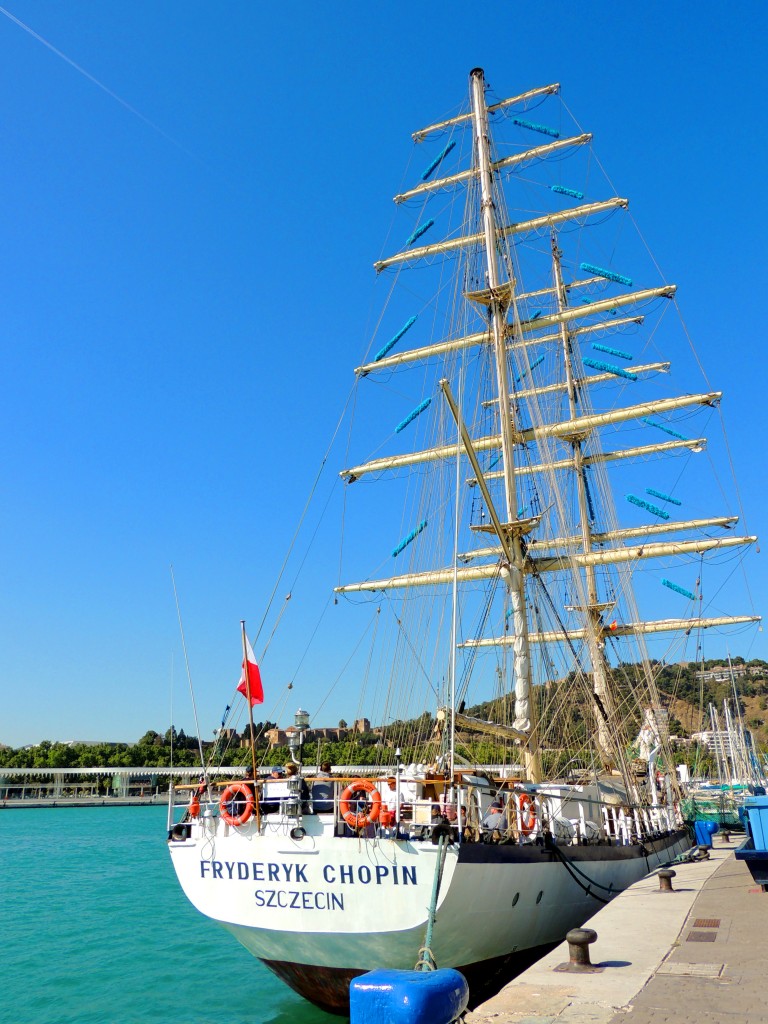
[220,783,254,826]
[518,792,536,835]
[339,778,382,829]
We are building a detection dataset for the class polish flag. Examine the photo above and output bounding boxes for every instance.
[237,637,264,706]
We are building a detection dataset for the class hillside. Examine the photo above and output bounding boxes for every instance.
[463,658,768,757]
[2,658,766,772]
[654,658,768,748]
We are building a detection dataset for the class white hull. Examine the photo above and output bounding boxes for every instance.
[168,814,689,1010]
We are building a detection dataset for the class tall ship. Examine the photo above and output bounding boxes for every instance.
[166,69,760,1014]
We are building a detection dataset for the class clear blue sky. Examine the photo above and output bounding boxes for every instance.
[1,2,765,748]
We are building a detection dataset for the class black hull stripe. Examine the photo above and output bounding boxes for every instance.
[456,827,688,864]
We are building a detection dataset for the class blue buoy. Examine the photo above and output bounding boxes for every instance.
[350,968,469,1024]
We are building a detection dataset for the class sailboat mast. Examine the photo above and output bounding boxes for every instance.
[469,68,540,781]
[727,652,751,782]
[550,237,619,768]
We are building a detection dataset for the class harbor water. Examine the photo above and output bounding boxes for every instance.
[0,806,339,1024]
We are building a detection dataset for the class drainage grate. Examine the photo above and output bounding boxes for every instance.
[692,918,720,929]
[687,931,717,942]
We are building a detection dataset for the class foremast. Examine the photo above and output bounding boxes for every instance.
[468,68,541,781]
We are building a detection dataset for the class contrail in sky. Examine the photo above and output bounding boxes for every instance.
[0,5,196,157]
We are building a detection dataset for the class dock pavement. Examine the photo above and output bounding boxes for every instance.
[466,836,766,1024]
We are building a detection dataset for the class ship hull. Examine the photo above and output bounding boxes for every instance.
[168,820,689,1013]
[257,943,559,1015]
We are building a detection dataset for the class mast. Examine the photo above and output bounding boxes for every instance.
[449,389,462,776]
[241,620,258,782]
[709,703,729,784]
[550,235,620,770]
[468,67,541,781]
[726,653,751,783]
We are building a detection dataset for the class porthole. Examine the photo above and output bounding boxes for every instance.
[512,892,520,906]
[536,890,543,904]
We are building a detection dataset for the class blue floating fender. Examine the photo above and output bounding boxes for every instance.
[392,519,428,558]
[580,262,633,287]
[512,117,560,138]
[350,968,469,1024]
[374,315,418,362]
[421,141,456,181]
[395,397,431,433]
[406,219,435,247]
[642,417,688,442]
[662,578,697,601]
[626,494,670,520]
[583,358,637,381]
[592,343,633,360]
[551,184,585,200]
[646,487,682,506]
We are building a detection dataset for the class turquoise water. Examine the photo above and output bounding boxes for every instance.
[0,807,340,1024]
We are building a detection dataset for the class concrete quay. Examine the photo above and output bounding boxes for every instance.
[467,838,767,1024]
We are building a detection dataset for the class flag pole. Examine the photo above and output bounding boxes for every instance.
[241,620,258,782]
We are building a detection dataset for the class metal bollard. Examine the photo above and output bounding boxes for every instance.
[554,927,602,973]
[566,928,598,967]
[658,868,676,892]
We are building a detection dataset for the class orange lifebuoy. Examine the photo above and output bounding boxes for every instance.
[339,779,382,829]
[518,793,536,835]
[220,783,254,826]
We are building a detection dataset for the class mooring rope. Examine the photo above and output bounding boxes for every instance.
[415,834,450,971]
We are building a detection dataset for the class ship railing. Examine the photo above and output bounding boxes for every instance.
[169,776,676,846]
[599,801,676,843]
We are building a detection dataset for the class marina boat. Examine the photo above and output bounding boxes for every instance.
[682,667,768,829]
[166,69,759,1014]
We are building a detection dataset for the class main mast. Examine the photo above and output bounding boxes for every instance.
[550,236,622,770]
[469,68,541,781]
